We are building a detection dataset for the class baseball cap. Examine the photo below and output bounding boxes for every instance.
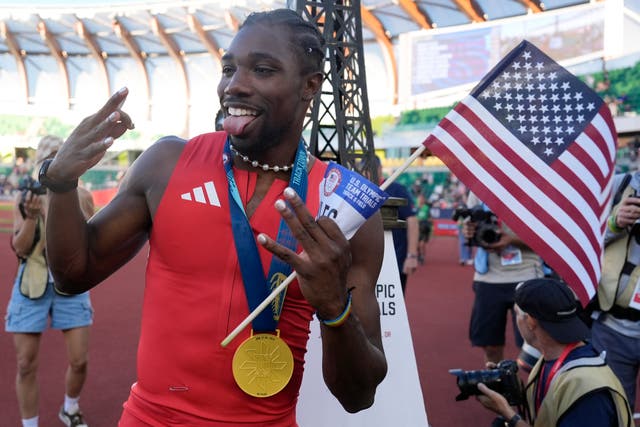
[35,135,64,165]
[515,278,590,344]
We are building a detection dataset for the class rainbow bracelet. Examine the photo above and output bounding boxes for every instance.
[318,290,353,328]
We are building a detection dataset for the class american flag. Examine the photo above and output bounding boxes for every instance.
[423,40,617,306]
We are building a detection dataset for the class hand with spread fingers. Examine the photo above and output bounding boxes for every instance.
[257,187,352,319]
[257,185,387,412]
[45,87,135,184]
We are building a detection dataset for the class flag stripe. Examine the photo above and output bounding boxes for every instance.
[597,104,618,162]
[457,98,602,243]
[439,111,601,263]
[427,97,610,304]
[552,152,601,209]
[426,131,595,303]
[583,125,615,185]
[421,41,617,305]
[459,98,602,220]
[433,103,601,285]
[566,139,605,187]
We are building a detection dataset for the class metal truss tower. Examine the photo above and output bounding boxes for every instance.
[296,0,379,182]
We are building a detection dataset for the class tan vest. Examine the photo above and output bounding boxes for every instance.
[526,353,632,427]
[17,219,50,300]
[599,185,639,311]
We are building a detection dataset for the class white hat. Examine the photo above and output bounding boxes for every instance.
[35,135,64,165]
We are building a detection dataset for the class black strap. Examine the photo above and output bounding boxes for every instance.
[621,261,637,276]
[612,173,632,206]
[609,305,640,321]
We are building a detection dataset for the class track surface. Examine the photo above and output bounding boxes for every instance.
[0,233,637,426]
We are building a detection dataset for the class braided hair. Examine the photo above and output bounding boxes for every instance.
[241,9,325,75]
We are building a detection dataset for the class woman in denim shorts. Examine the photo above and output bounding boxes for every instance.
[5,135,95,427]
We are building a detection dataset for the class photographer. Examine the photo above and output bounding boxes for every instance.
[462,192,544,364]
[476,278,632,427]
[591,171,640,411]
[5,135,95,427]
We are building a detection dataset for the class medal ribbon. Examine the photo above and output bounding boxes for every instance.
[224,139,308,332]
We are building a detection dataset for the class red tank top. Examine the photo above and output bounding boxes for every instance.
[127,132,327,425]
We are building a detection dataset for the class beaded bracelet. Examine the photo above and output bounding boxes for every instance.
[318,288,354,328]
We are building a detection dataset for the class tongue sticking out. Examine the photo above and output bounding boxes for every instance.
[223,115,255,136]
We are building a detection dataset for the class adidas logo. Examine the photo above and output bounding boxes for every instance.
[181,181,221,207]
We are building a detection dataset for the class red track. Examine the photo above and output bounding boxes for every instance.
[0,235,637,426]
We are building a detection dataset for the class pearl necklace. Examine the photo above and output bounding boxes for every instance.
[230,144,308,172]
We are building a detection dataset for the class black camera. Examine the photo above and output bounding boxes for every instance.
[18,176,46,219]
[19,176,47,196]
[452,206,501,247]
[449,360,524,406]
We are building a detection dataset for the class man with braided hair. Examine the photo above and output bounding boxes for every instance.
[41,9,387,426]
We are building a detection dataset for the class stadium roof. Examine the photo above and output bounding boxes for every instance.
[0,0,594,101]
[5,0,629,144]
[0,1,597,56]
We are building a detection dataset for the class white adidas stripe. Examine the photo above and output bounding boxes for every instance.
[180,181,220,207]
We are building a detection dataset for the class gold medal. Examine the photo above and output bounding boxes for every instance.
[232,330,294,397]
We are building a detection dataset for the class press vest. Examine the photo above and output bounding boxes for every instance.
[526,351,632,427]
[599,185,639,311]
[128,132,327,425]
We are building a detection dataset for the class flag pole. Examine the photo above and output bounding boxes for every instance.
[221,272,297,347]
[220,143,428,347]
[380,145,427,191]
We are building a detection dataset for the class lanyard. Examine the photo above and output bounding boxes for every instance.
[535,342,580,411]
[224,139,308,332]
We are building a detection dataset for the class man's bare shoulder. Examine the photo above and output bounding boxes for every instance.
[115,135,189,217]
[129,135,187,177]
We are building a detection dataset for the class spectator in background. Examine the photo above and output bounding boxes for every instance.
[373,156,419,294]
[462,191,544,364]
[416,193,431,265]
[591,171,640,412]
[5,135,95,427]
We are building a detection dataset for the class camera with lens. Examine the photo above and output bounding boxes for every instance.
[449,360,524,406]
[18,176,46,219]
[452,206,501,247]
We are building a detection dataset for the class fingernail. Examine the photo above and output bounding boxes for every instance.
[257,234,267,244]
[274,199,286,211]
[103,137,114,147]
[118,87,128,94]
[284,187,295,198]
[108,112,118,122]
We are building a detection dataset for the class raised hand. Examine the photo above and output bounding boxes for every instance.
[47,87,135,183]
[257,187,352,319]
[21,191,44,219]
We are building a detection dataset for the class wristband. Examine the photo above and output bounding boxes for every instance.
[607,213,623,233]
[506,414,522,427]
[318,288,354,328]
[38,158,78,194]
[407,254,419,259]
